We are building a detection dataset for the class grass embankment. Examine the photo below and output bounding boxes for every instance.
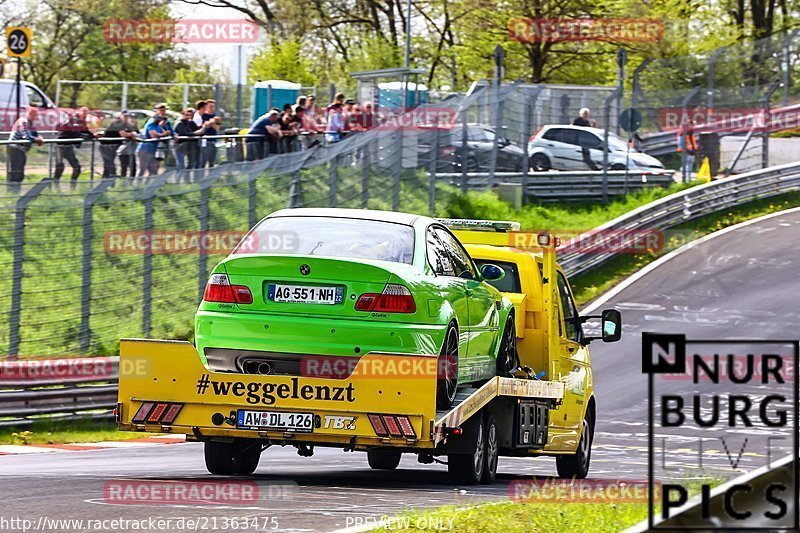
[376,479,722,532]
[0,419,155,445]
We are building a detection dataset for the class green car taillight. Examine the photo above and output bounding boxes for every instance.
[203,273,253,304]
[355,284,416,313]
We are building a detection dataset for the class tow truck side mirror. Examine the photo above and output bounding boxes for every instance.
[601,309,622,342]
[579,308,622,344]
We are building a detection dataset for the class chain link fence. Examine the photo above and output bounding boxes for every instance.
[0,82,683,358]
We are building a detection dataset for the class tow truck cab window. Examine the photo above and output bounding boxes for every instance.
[557,272,579,341]
[473,260,521,293]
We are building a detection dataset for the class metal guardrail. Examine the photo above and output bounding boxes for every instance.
[0,357,118,427]
[438,170,675,201]
[558,161,800,277]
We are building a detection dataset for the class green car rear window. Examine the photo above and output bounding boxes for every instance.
[236,216,415,264]
[474,260,521,293]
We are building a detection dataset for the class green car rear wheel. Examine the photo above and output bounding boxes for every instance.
[436,323,459,410]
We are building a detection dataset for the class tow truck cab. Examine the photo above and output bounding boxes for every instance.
[444,219,622,460]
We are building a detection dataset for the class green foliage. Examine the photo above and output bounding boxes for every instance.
[249,38,318,87]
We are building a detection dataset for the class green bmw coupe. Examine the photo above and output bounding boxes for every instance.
[195,208,516,408]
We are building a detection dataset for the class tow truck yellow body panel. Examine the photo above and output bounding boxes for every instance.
[457,229,595,454]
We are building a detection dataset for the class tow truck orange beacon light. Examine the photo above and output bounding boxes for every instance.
[537,232,550,246]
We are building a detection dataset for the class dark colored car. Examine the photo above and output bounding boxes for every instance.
[421,124,526,172]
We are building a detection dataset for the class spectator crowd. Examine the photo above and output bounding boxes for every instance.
[6,92,381,188]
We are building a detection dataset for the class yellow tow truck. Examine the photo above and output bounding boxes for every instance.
[116,221,621,484]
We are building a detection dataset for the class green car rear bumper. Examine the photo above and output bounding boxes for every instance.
[195,310,446,363]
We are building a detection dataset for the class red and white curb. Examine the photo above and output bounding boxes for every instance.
[0,434,185,455]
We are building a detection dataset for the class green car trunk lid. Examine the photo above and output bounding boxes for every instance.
[220,255,396,317]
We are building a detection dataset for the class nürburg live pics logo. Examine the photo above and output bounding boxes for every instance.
[642,332,799,530]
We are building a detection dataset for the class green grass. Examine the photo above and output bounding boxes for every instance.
[375,478,723,532]
[375,501,648,532]
[0,419,160,445]
[442,181,699,232]
[570,191,800,306]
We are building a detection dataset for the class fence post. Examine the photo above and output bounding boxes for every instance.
[460,109,468,192]
[121,82,128,111]
[328,155,337,208]
[783,30,799,106]
[520,86,543,206]
[9,179,51,357]
[393,130,402,211]
[47,143,53,179]
[195,172,224,303]
[288,169,303,208]
[89,140,96,181]
[631,59,651,113]
[141,174,169,338]
[615,49,627,136]
[602,88,622,203]
[428,119,440,215]
[79,177,117,353]
[488,84,505,185]
[707,48,725,111]
[361,143,370,209]
[183,84,189,109]
[762,82,780,169]
[248,177,258,225]
[214,84,222,113]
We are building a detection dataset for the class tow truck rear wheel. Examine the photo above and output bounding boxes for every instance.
[367,449,402,470]
[480,414,499,484]
[447,416,485,485]
[556,413,593,479]
[204,439,261,475]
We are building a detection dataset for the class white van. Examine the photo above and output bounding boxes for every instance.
[0,79,62,131]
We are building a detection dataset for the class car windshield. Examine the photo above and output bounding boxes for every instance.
[235,216,415,264]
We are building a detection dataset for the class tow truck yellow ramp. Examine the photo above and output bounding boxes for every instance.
[434,377,564,445]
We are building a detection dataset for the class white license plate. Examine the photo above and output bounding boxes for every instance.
[268,284,343,304]
[237,410,314,432]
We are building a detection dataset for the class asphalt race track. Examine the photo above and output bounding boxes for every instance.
[2,208,798,532]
